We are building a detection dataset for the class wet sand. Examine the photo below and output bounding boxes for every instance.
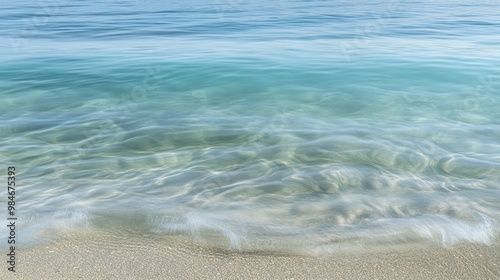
[2,231,499,279]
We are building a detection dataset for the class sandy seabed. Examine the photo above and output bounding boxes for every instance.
[1,230,499,280]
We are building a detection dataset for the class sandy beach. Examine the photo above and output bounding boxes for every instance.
[3,0,500,279]
[2,231,499,280]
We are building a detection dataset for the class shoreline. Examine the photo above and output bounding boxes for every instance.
[2,231,499,279]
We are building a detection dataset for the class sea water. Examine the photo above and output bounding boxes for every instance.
[1,0,499,253]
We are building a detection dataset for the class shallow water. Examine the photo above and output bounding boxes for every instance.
[1,0,500,253]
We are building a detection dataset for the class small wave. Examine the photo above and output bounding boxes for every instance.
[0,209,90,250]
[369,211,497,246]
[146,209,498,254]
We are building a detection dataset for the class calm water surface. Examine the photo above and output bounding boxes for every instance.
[1,0,499,253]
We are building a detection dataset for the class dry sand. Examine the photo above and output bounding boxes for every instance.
[2,230,499,280]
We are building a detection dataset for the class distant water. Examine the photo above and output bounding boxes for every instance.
[1,0,499,253]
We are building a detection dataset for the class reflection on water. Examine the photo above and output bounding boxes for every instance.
[1,0,499,253]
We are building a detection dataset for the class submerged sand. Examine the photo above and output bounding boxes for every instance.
[2,231,499,279]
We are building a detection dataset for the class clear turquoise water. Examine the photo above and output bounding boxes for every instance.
[1,0,500,253]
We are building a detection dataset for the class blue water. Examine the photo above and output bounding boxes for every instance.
[1,0,500,253]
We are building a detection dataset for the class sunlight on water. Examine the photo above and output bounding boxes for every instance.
[0,0,499,253]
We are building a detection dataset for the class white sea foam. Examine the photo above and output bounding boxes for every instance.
[144,207,499,254]
[2,0,500,254]
[0,209,90,250]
